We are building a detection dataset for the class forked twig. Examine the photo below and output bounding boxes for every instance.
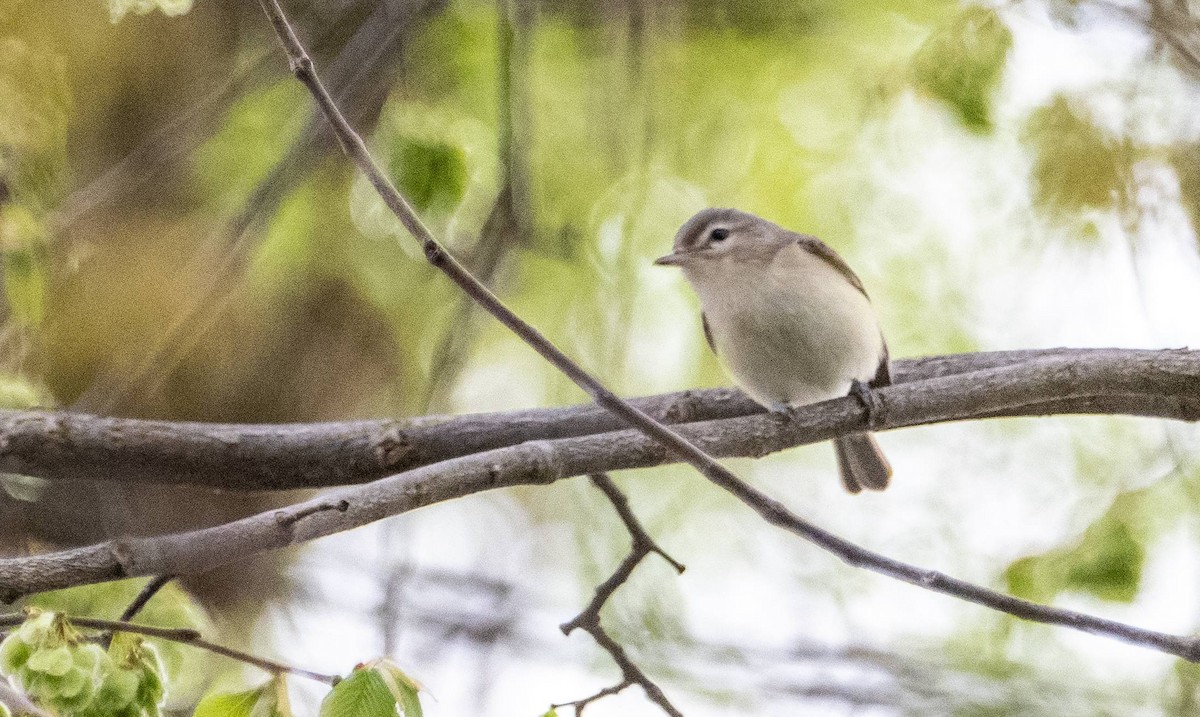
[555,474,685,715]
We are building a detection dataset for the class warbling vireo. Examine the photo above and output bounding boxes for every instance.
[655,207,892,493]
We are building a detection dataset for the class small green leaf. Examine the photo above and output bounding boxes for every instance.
[540,710,560,717]
[107,0,194,23]
[387,137,469,216]
[192,687,263,717]
[0,633,31,673]
[912,5,1012,133]
[373,661,422,717]
[26,646,73,677]
[320,668,398,717]
[193,679,290,717]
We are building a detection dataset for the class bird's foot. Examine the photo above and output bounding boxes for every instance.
[767,402,798,422]
[850,379,886,430]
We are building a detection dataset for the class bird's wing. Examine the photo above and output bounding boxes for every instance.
[793,233,892,384]
[701,312,717,354]
[872,340,892,388]
[794,234,869,299]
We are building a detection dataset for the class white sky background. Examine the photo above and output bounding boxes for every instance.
[263,3,1200,715]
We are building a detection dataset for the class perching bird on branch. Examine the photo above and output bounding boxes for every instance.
[656,208,892,493]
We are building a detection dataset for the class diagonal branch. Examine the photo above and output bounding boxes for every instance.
[555,474,684,716]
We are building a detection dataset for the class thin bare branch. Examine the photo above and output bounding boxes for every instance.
[118,575,175,623]
[555,474,684,716]
[100,574,177,649]
[2,348,1197,490]
[0,612,337,685]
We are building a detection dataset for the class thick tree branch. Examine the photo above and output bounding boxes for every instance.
[2,348,1197,490]
[555,474,685,716]
[2,352,1199,664]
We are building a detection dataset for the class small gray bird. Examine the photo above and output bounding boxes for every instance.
[655,207,892,493]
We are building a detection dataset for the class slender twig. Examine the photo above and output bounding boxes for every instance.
[101,574,176,649]
[556,474,685,716]
[119,574,175,622]
[0,612,337,685]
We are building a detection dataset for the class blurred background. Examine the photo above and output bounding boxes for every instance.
[2,0,1200,714]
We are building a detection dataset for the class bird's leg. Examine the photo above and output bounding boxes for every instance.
[849,379,885,431]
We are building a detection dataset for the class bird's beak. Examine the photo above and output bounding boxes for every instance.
[654,251,688,266]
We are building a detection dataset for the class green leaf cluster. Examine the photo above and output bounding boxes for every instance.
[912,5,1012,133]
[0,610,166,717]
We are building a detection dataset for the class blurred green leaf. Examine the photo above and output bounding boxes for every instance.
[1006,500,1144,604]
[1,204,49,327]
[108,0,194,23]
[194,677,291,717]
[1025,95,1128,218]
[319,668,398,717]
[387,137,469,216]
[193,685,269,717]
[193,81,307,207]
[912,5,1012,133]
[0,374,51,409]
[0,38,70,207]
[1171,143,1200,243]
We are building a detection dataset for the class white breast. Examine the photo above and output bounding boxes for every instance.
[685,243,884,409]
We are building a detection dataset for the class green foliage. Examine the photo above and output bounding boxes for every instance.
[1005,501,1145,604]
[1025,95,1128,219]
[1,204,49,328]
[387,137,469,216]
[320,661,422,717]
[0,38,70,206]
[539,708,559,717]
[0,610,166,717]
[27,580,212,706]
[192,81,308,207]
[107,0,194,23]
[912,5,1012,133]
[1171,143,1200,243]
[193,678,291,717]
[0,374,51,409]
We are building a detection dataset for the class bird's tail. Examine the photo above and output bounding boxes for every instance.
[834,433,891,493]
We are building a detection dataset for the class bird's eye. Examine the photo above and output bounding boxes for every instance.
[709,228,730,242]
